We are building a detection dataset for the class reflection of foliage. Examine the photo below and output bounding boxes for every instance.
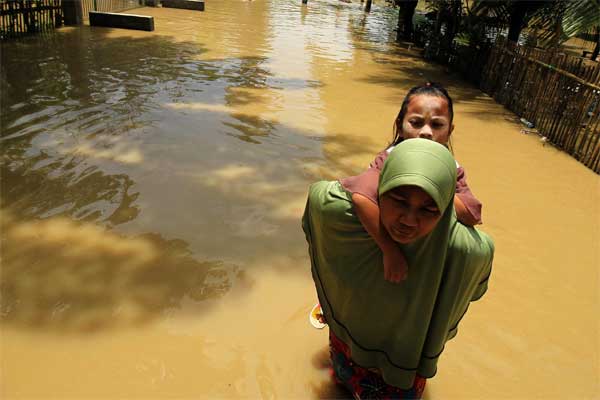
[1,143,140,226]
[223,114,276,144]
[0,29,212,227]
[0,29,283,224]
[221,57,271,89]
[0,28,209,140]
[220,56,276,142]
[0,213,238,332]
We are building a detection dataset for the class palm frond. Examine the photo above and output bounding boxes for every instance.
[530,0,600,46]
[470,0,510,22]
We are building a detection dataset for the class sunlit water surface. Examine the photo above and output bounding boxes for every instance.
[1,0,598,398]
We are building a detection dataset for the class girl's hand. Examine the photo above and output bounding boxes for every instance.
[383,245,408,283]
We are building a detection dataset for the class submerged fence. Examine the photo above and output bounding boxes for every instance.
[481,39,600,173]
[0,0,143,38]
[0,0,63,39]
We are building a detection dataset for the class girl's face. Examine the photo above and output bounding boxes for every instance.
[379,185,442,244]
[399,95,453,144]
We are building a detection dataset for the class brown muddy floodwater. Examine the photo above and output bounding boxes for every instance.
[1,0,598,398]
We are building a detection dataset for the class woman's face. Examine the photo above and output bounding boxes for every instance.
[400,95,453,144]
[379,185,442,244]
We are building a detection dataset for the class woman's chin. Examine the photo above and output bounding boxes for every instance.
[391,230,417,244]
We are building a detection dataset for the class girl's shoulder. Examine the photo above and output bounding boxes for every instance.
[369,147,392,170]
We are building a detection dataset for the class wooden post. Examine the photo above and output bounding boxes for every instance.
[62,0,83,25]
[397,0,417,41]
[89,10,154,31]
[161,0,204,11]
[365,0,372,12]
[55,0,63,26]
[302,0,308,4]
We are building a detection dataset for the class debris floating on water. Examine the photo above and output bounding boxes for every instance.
[520,117,534,129]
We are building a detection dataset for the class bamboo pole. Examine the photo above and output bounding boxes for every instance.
[579,95,600,162]
[572,75,595,155]
[12,0,16,35]
[585,118,600,171]
[18,0,23,34]
[573,76,597,152]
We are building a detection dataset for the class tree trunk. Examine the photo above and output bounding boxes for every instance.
[443,0,460,51]
[63,0,83,25]
[507,3,527,42]
[550,2,564,54]
[397,0,418,41]
[507,1,545,44]
[434,6,442,36]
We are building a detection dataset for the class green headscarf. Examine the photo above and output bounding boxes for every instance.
[302,139,494,389]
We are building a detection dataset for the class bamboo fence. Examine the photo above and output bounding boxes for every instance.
[481,38,600,173]
[0,0,63,39]
[0,0,142,38]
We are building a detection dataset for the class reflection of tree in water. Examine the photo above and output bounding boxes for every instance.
[346,6,398,44]
[1,156,139,226]
[0,212,239,332]
[222,56,271,89]
[221,56,275,143]
[1,27,209,140]
[223,113,276,145]
[0,28,211,226]
[0,31,248,333]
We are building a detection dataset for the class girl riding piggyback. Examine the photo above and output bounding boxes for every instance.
[340,82,482,284]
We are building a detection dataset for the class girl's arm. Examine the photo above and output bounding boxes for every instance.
[454,195,480,226]
[455,166,483,226]
[352,193,407,283]
[340,157,407,283]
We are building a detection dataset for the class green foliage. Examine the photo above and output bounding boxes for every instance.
[469,0,599,48]
[529,0,600,47]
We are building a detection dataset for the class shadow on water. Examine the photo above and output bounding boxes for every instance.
[0,211,241,333]
[0,28,252,333]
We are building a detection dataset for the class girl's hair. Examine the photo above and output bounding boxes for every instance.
[391,82,454,147]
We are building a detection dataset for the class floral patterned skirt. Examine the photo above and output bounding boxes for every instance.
[329,331,426,400]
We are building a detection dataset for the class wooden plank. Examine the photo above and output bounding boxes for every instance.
[89,10,154,31]
[161,0,205,11]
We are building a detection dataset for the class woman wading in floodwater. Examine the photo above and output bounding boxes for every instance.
[302,139,494,398]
